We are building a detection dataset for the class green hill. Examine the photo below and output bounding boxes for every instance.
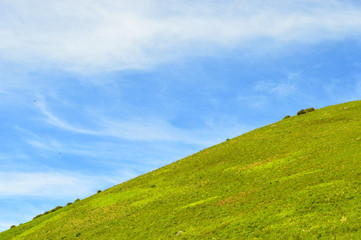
[2,101,361,239]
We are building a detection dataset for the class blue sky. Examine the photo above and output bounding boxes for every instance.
[1,0,361,231]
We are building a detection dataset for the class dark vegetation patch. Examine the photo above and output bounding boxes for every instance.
[297,107,315,115]
[32,197,82,220]
[33,206,63,220]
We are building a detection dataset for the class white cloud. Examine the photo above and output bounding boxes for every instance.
[0,171,131,199]
[255,81,297,97]
[0,222,13,232]
[36,101,100,135]
[0,171,88,198]
[1,0,361,73]
[35,100,247,146]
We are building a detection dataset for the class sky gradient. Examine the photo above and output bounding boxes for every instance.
[1,0,361,231]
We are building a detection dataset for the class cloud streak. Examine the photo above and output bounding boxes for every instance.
[35,100,247,146]
[254,81,297,97]
[1,0,361,73]
[0,171,116,198]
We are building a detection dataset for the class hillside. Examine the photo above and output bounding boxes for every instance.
[2,101,361,239]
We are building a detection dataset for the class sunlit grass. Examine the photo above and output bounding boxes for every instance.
[1,101,361,239]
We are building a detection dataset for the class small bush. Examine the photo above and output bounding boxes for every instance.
[66,202,72,206]
[297,107,315,116]
[283,115,291,119]
[51,206,63,212]
[33,205,64,220]
[33,214,43,220]
[76,232,81,237]
[10,225,16,229]
[297,109,306,115]
[74,198,80,203]
[97,190,102,193]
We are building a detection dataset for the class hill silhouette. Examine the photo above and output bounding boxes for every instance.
[2,101,361,239]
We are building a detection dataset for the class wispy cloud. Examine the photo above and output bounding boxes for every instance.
[36,101,100,135]
[254,81,297,97]
[0,222,13,232]
[1,0,361,73]
[0,171,92,198]
[0,170,131,199]
[35,100,247,146]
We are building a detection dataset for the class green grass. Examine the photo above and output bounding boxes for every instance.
[2,100,361,239]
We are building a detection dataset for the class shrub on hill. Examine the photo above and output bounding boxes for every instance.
[283,115,291,119]
[33,214,42,220]
[297,107,315,115]
[32,206,63,220]
[297,109,306,115]
[43,206,62,215]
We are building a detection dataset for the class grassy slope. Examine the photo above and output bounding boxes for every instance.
[2,101,361,240]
